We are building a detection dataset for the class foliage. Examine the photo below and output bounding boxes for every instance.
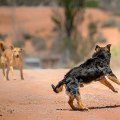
[96,33,107,43]
[101,19,117,28]
[88,20,97,38]
[22,32,33,40]
[31,36,46,51]
[13,40,24,48]
[52,0,86,63]
[0,0,56,6]
[100,0,120,15]
[52,0,100,64]
[85,0,99,8]
[0,33,7,40]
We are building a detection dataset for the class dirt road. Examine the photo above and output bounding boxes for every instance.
[0,69,120,120]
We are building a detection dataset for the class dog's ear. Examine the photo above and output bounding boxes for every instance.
[105,44,111,51]
[95,45,100,51]
[19,48,23,52]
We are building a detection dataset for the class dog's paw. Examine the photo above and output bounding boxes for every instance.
[71,107,79,111]
[77,107,89,112]
[82,107,89,111]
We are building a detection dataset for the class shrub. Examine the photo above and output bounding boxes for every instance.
[31,36,46,51]
[13,40,24,48]
[85,0,99,8]
[101,19,117,28]
[97,33,107,43]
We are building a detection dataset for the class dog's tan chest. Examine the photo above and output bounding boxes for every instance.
[13,58,21,67]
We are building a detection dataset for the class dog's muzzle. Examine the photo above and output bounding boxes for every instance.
[16,55,19,58]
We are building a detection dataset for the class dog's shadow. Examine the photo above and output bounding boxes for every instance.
[56,104,120,111]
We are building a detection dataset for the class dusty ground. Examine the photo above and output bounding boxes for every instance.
[0,69,120,120]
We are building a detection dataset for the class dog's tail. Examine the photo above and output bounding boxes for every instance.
[0,41,5,51]
[51,79,65,93]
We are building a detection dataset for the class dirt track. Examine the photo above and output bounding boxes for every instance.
[0,69,120,120]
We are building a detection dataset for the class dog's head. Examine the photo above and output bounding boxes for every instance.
[92,44,111,64]
[12,47,23,58]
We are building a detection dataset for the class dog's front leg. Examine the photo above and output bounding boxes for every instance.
[102,66,120,85]
[20,66,24,80]
[10,66,16,80]
[107,75,120,85]
[99,78,118,93]
[6,66,10,80]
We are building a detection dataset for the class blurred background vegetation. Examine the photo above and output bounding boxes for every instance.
[0,0,120,69]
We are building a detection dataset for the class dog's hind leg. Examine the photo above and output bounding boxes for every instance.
[10,66,16,80]
[107,75,120,85]
[99,78,118,93]
[68,96,78,110]
[20,67,24,80]
[75,95,88,111]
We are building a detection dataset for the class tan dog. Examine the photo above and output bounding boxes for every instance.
[11,47,24,80]
[0,41,24,80]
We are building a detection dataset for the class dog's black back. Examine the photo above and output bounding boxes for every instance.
[64,44,112,84]
[51,44,115,94]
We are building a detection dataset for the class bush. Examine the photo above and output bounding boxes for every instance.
[22,32,33,40]
[99,0,120,15]
[97,33,107,43]
[13,40,24,48]
[85,0,99,8]
[101,19,117,28]
[0,33,7,40]
[31,36,46,51]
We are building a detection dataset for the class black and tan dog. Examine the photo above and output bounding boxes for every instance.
[51,44,120,111]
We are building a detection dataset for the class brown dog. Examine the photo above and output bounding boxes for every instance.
[0,41,24,80]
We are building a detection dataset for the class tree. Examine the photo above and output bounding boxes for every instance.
[52,0,85,63]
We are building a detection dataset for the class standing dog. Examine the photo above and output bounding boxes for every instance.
[0,41,24,80]
[51,44,120,111]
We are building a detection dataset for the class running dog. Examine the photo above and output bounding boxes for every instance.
[0,41,24,80]
[51,44,120,111]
